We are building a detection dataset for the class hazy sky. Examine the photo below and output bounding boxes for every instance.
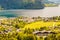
[48,0,59,2]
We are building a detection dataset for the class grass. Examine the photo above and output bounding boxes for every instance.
[23,21,60,29]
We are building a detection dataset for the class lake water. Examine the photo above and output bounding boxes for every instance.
[0,6,60,18]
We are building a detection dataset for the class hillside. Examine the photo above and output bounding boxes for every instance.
[0,0,44,9]
[24,21,60,29]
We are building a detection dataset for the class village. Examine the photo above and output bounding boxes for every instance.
[0,16,60,37]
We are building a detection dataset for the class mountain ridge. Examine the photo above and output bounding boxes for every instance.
[0,0,44,10]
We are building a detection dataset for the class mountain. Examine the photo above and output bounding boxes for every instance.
[44,0,60,4]
[0,0,44,9]
[44,0,55,4]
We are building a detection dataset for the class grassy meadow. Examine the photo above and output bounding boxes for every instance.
[0,16,60,40]
[24,21,60,29]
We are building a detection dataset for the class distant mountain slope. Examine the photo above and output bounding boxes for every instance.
[0,0,44,9]
[44,0,60,4]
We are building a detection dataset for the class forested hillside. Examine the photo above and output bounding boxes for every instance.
[0,0,44,9]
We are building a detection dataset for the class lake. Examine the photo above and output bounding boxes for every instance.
[0,6,60,18]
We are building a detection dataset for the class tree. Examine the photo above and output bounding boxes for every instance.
[23,34,37,40]
[45,34,57,40]
[56,34,60,40]
[14,21,26,29]
[0,6,4,10]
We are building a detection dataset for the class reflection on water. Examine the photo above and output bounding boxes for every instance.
[0,6,60,18]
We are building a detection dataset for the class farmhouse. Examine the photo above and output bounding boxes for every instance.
[33,30,57,36]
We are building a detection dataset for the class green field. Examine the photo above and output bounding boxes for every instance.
[24,21,60,29]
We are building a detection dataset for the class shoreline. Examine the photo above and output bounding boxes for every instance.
[0,6,60,17]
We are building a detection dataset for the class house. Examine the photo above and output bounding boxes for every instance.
[33,30,57,36]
